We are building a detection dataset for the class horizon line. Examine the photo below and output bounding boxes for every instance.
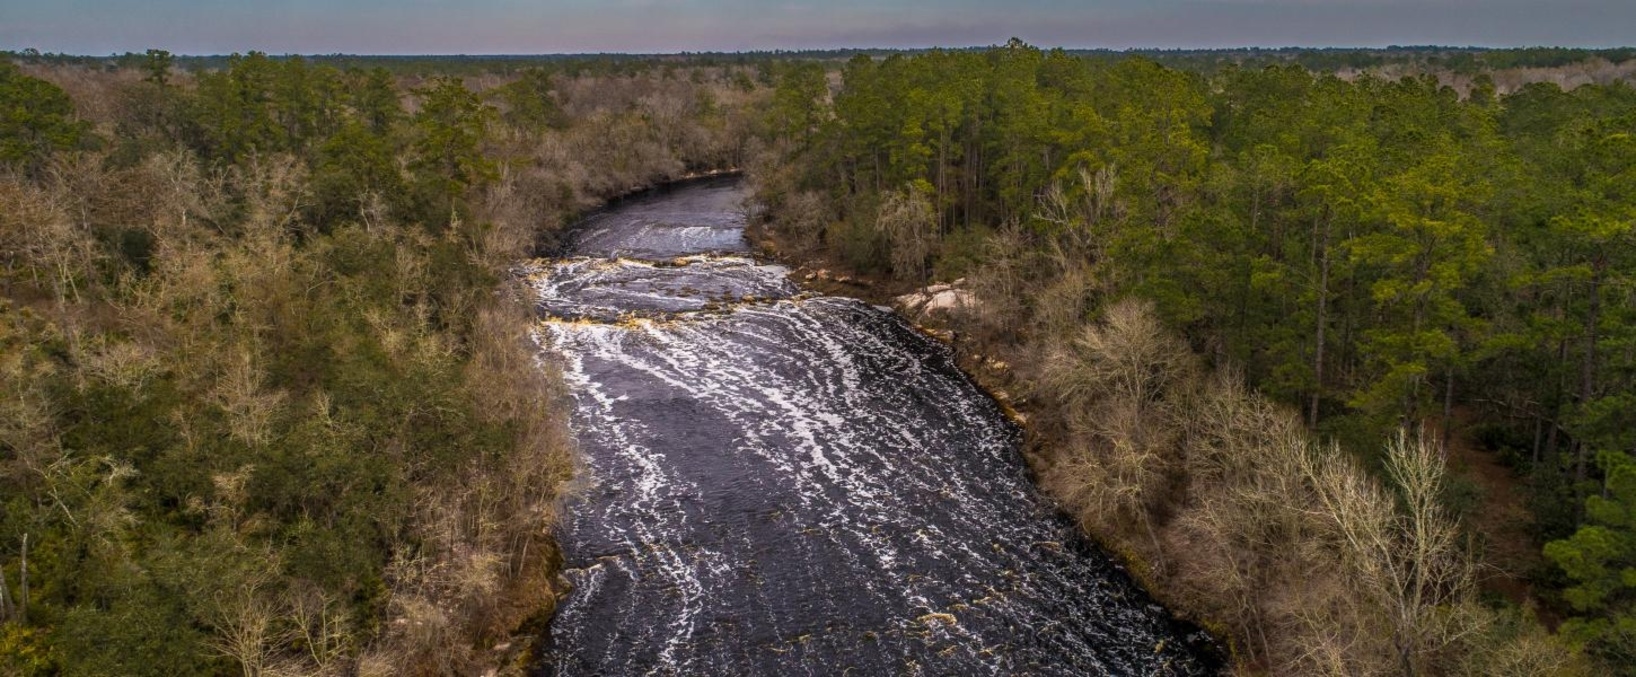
[10,43,1636,59]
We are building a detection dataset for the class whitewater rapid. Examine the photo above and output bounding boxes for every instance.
[529,177,1218,675]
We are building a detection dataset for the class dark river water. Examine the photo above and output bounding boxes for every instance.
[528,177,1220,675]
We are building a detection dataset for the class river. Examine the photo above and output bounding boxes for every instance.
[527,177,1220,675]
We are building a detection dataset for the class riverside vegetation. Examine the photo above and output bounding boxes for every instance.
[0,52,764,675]
[3,43,1633,676]
[751,42,1634,674]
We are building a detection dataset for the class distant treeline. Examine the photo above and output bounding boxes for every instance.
[6,43,1635,78]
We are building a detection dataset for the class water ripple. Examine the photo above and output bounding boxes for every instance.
[532,178,1219,676]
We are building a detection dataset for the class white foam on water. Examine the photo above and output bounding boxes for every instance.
[531,180,1215,675]
[525,256,797,322]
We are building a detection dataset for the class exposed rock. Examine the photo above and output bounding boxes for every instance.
[922,288,973,312]
[895,278,979,319]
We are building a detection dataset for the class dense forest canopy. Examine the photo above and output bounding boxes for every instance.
[2,41,1635,675]
[0,52,765,675]
[753,42,1635,673]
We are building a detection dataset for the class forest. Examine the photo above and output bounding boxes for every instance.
[751,42,1635,674]
[0,52,763,675]
[1,42,1633,675]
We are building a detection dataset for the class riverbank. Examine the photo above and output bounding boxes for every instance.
[534,177,1221,674]
[744,186,1593,673]
[743,214,1235,664]
[528,169,743,259]
[743,43,1620,672]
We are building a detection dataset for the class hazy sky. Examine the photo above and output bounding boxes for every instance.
[4,0,1632,55]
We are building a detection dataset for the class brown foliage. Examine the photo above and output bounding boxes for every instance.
[1038,299,1197,543]
[957,281,1582,674]
[367,297,574,676]
[2,61,765,675]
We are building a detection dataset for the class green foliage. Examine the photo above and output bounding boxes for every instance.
[310,120,403,225]
[351,67,403,135]
[188,52,348,163]
[771,43,1636,672]
[2,52,759,673]
[143,49,173,86]
[0,624,52,675]
[53,582,223,677]
[0,46,738,673]
[785,44,1636,452]
[495,67,568,131]
[0,62,89,172]
[0,201,525,673]
[408,77,497,225]
[768,61,827,146]
[189,52,285,161]
[1346,137,1493,422]
[1547,451,1636,664]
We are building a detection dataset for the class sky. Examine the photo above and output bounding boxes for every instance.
[3,0,1633,55]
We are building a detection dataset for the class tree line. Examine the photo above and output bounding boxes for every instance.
[752,42,1634,674]
[11,45,1635,83]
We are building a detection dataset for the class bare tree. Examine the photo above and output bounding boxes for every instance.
[877,183,937,284]
[1040,299,1198,560]
[1302,429,1480,676]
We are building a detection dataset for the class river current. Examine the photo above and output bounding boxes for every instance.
[528,177,1219,675]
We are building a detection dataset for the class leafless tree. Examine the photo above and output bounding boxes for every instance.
[877,184,938,284]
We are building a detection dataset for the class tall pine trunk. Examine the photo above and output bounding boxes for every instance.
[1311,212,1332,428]
[1575,263,1603,489]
